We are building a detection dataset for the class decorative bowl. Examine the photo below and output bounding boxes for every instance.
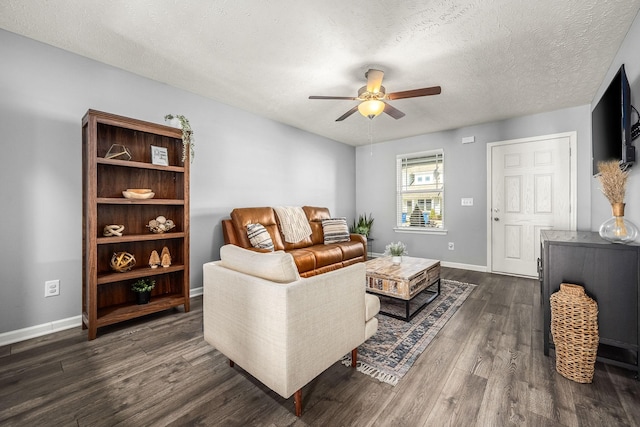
[147,216,176,233]
[123,190,155,199]
[126,188,153,194]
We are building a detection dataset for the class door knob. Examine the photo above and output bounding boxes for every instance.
[494,217,500,221]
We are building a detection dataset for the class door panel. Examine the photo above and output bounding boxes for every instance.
[490,134,572,277]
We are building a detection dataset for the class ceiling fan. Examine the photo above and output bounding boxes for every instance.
[309,69,441,121]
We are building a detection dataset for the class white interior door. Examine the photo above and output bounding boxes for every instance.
[488,133,575,277]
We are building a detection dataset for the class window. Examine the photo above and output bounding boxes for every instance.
[396,149,444,230]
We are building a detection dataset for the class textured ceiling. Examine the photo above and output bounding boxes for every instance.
[1,1,639,146]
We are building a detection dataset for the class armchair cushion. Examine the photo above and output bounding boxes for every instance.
[220,244,300,283]
[365,293,381,322]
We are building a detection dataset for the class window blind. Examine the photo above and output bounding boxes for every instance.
[396,149,444,229]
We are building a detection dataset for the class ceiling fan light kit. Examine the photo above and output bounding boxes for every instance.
[358,99,385,119]
[309,68,441,122]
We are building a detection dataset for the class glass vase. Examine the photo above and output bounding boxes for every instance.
[599,203,638,244]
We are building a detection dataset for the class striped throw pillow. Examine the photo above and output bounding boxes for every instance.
[246,223,274,251]
[322,218,350,244]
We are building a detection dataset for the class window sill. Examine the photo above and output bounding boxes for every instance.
[393,227,448,235]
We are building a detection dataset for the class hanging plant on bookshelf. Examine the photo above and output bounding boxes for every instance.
[164,114,195,163]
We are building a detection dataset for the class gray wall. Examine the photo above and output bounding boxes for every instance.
[591,10,640,231]
[355,8,640,266]
[355,106,591,267]
[0,29,356,334]
[5,8,640,336]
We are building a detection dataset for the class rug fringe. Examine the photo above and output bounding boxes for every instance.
[341,358,399,386]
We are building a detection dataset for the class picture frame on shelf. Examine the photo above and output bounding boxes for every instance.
[151,145,169,166]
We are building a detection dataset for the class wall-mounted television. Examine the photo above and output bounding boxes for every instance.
[591,64,635,175]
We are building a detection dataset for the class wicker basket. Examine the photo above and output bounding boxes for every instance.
[550,283,599,383]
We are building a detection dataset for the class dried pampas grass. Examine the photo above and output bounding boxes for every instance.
[597,160,628,204]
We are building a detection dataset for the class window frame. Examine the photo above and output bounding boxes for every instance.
[394,149,447,235]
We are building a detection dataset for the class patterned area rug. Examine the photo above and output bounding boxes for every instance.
[342,279,476,386]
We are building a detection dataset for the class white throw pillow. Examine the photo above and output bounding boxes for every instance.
[219,244,300,283]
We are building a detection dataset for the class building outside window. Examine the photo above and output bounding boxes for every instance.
[396,149,444,229]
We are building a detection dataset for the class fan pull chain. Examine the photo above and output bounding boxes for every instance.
[369,119,374,156]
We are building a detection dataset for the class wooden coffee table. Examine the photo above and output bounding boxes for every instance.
[365,256,441,321]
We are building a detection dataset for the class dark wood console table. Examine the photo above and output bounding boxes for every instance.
[539,230,639,376]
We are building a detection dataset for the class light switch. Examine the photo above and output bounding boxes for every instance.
[461,198,473,206]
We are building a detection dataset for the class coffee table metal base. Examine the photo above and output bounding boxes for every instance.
[374,279,441,322]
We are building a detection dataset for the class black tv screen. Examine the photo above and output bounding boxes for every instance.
[591,64,634,175]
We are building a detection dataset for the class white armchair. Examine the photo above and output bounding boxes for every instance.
[203,245,379,416]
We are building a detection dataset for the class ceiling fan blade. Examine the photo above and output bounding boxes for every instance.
[336,105,359,121]
[366,69,385,94]
[387,86,441,100]
[383,102,406,120]
[309,95,358,100]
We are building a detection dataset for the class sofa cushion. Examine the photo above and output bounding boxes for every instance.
[246,223,274,251]
[286,248,316,274]
[231,207,285,251]
[336,239,365,260]
[219,244,300,283]
[322,218,350,244]
[303,206,331,245]
[305,245,344,268]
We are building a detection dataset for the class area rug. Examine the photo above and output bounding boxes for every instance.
[342,279,476,386]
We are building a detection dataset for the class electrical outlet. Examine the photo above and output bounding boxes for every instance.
[45,280,60,297]
[448,242,455,251]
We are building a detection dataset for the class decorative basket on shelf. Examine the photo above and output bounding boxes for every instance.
[550,283,599,383]
[146,216,175,234]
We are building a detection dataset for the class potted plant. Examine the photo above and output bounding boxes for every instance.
[131,278,156,305]
[350,213,374,238]
[384,241,408,265]
[164,114,195,163]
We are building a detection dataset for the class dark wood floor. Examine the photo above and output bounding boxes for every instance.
[1,268,639,426]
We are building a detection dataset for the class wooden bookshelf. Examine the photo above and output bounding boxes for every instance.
[82,110,190,340]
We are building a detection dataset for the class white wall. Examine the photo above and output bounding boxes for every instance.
[356,106,591,267]
[0,29,356,335]
[591,10,640,232]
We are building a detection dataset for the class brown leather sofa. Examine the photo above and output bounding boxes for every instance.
[221,206,367,277]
